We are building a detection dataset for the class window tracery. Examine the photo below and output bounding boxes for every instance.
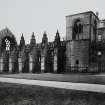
[5,38,10,51]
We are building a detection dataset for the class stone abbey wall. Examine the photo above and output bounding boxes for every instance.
[0,11,105,73]
[0,28,66,73]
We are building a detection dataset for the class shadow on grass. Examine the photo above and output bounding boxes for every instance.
[0,82,105,105]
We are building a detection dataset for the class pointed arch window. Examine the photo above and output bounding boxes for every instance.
[5,38,10,51]
[73,19,83,40]
[79,24,83,33]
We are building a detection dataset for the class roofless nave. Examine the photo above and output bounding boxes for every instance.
[0,11,105,73]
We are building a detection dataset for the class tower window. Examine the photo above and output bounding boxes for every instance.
[73,19,83,40]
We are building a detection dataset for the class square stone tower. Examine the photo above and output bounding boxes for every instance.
[66,11,99,72]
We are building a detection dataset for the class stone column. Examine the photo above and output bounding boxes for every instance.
[41,56,45,72]
[18,58,22,73]
[9,58,12,73]
[0,58,3,72]
[29,56,33,72]
[54,55,57,72]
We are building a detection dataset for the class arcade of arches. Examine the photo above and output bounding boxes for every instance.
[0,28,66,73]
[1,11,105,73]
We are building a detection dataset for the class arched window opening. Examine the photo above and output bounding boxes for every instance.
[1,36,16,52]
[79,24,83,33]
[75,24,78,34]
[5,38,10,51]
[73,19,83,40]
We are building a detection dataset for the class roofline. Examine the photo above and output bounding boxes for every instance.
[66,11,99,20]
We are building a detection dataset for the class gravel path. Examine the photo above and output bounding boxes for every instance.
[0,77,105,93]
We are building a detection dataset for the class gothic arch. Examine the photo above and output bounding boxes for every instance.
[1,36,17,52]
[72,18,83,40]
[0,28,18,72]
[0,28,17,52]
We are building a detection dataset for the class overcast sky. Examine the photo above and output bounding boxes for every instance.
[0,0,104,44]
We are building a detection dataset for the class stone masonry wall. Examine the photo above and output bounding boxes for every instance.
[66,40,89,71]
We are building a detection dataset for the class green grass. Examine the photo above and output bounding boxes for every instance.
[0,82,105,105]
[1,73,105,84]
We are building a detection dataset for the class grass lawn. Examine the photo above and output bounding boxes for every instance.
[1,73,105,84]
[0,82,105,105]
